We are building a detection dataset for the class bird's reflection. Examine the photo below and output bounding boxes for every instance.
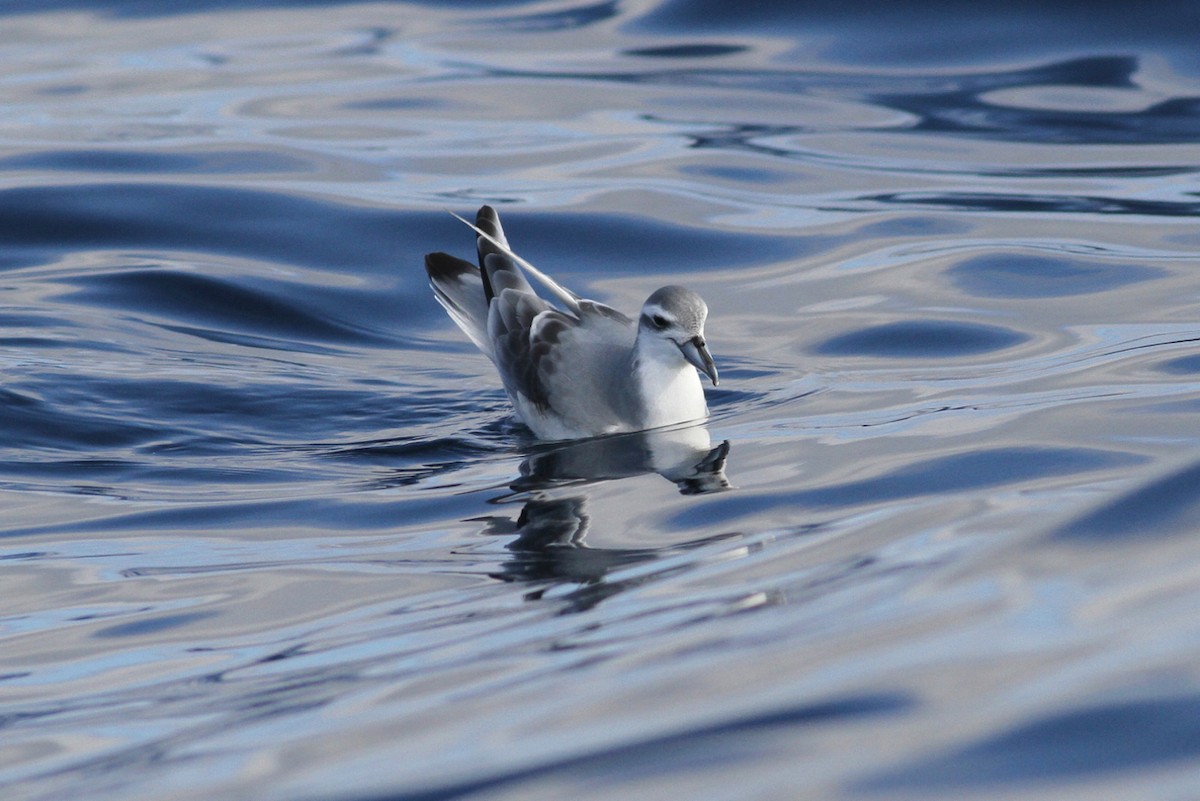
[513,424,731,496]
[480,425,733,610]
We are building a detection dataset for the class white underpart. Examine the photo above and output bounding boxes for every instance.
[633,333,708,430]
[515,393,622,441]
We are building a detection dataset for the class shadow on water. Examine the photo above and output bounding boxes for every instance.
[474,426,733,612]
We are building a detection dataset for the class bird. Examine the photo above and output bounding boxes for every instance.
[424,206,719,441]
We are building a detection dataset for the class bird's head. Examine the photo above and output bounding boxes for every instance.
[639,285,718,386]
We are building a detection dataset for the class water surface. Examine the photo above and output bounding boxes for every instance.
[2,2,1200,800]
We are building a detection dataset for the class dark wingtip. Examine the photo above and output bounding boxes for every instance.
[424,251,441,277]
[475,205,503,241]
[425,251,478,281]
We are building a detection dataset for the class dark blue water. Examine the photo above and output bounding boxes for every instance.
[3,2,1200,800]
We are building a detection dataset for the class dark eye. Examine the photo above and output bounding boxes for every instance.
[651,314,669,329]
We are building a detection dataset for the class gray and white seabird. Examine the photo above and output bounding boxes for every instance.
[425,206,719,441]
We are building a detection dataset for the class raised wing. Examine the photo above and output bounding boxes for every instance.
[453,207,583,315]
[424,252,491,357]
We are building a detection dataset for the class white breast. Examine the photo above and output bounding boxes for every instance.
[634,356,709,429]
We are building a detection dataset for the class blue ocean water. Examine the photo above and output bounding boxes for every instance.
[2,2,1199,800]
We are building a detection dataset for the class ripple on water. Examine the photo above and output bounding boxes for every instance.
[855,693,1200,791]
[1156,353,1200,375]
[948,253,1167,298]
[1051,459,1200,543]
[813,320,1028,358]
[0,184,427,274]
[64,269,393,347]
[672,447,1144,527]
[0,149,309,175]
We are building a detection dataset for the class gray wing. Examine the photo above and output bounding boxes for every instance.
[461,206,583,314]
[424,207,544,361]
[425,252,491,357]
[489,287,556,410]
[475,206,536,303]
[488,292,636,435]
[522,303,637,434]
[477,206,558,408]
